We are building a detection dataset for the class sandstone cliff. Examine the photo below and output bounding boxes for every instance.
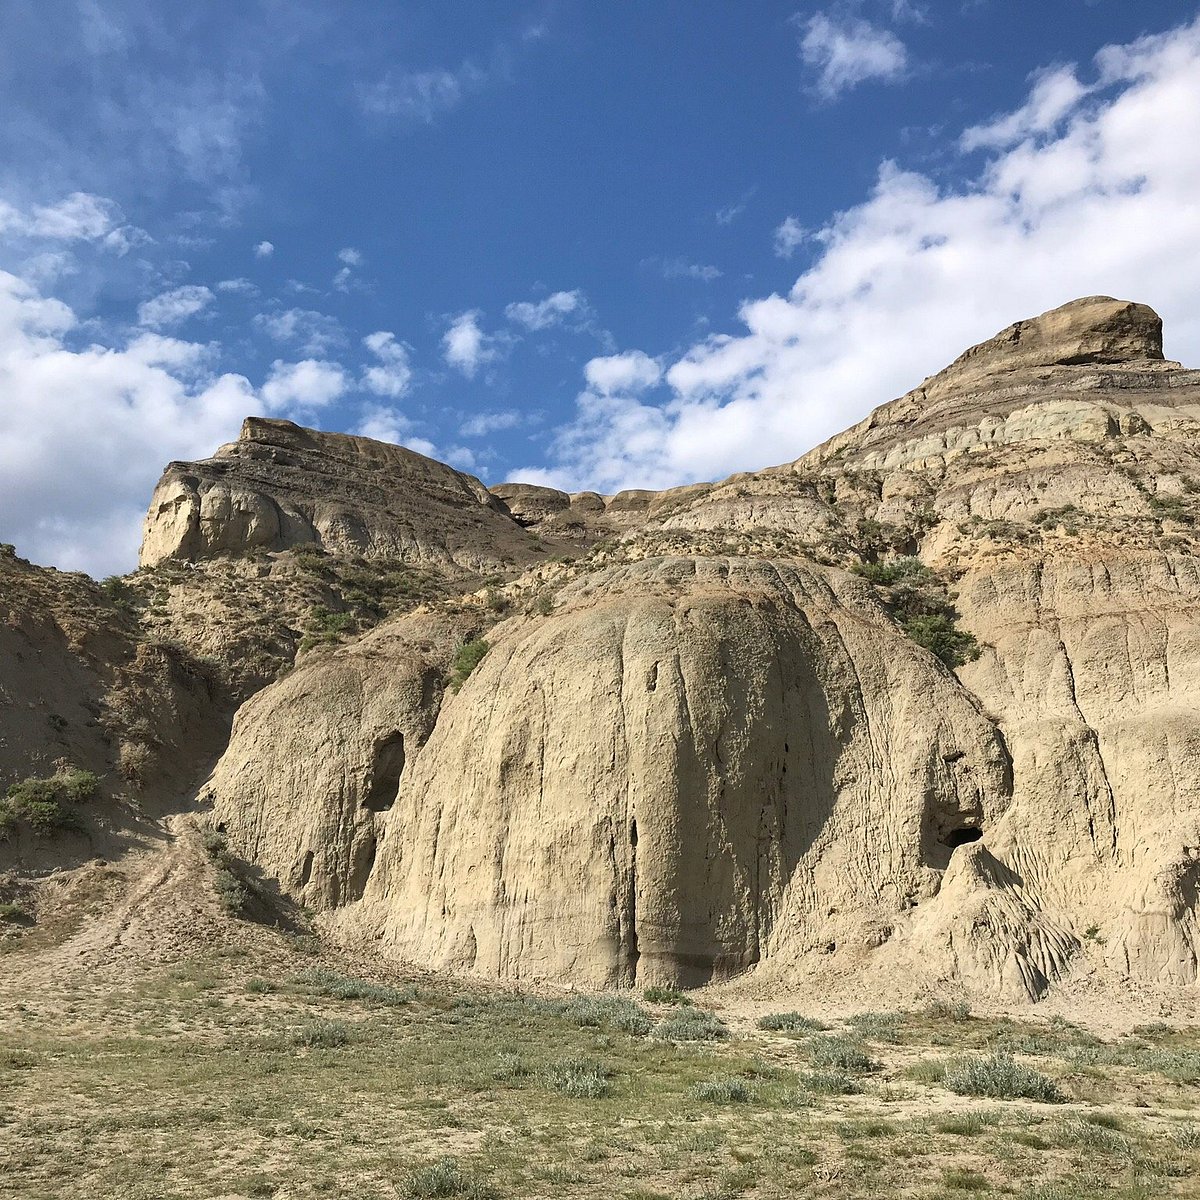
[7,296,1200,1007]
[193,296,1200,1003]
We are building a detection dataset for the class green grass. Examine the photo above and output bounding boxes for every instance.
[293,966,417,1006]
[1,951,1197,1199]
[692,1076,754,1104]
[643,986,691,1006]
[545,1055,612,1098]
[404,1156,498,1199]
[450,638,490,690]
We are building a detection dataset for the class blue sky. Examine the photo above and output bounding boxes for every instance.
[2,1,1200,574]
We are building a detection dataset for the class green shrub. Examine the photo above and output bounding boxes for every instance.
[902,614,982,668]
[291,1019,352,1048]
[545,1056,611,1099]
[807,1035,879,1073]
[450,639,490,690]
[213,867,249,915]
[852,557,932,586]
[556,994,651,1036]
[643,985,690,1005]
[491,1051,529,1081]
[0,902,31,924]
[846,1011,904,1042]
[756,1011,828,1033]
[404,1156,497,1199]
[941,1052,1064,1102]
[3,768,100,836]
[200,827,228,855]
[245,977,275,994]
[692,1076,753,1104]
[926,997,972,1022]
[652,1007,728,1041]
[797,1070,864,1095]
[294,967,416,1006]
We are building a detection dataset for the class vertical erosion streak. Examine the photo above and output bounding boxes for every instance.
[626,817,640,985]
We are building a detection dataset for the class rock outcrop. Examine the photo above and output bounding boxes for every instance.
[10,295,1200,1007]
[140,417,541,571]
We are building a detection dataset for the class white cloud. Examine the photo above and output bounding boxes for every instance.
[337,247,363,267]
[519,18,1200,495]
[253,307,345,356]
[360,330,413,398]
[136,284,214,329]
[260,359,347,413]
[254,240,274,258]
[660,258,723,282]
[962,65,1091,151]
[0,269,253,574]
[505,289,583,330]
[0,191,148,255]
[774,216,809,257]
[359,63,485,123]
[460,409,522,437]
[442,309,502,377]
[355,404,437,458]
[796,12,908,100]
[216,277,257,294]
[583,351,662,395]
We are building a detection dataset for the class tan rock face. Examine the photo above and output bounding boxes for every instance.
[206,610,474,909]
[139,417,540,572]
[92,296,1200,1002]
[354,557,1011,987]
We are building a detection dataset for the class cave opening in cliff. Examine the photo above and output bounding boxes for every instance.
[945,825,983,849]
[365,732,405,811]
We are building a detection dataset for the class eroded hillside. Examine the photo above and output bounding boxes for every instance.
[4,296,1199,1011]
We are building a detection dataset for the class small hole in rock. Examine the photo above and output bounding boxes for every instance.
[945,826,983,849]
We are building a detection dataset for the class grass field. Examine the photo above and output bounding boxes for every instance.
[1,931,1198,1199]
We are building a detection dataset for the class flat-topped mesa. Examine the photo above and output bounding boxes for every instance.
[803,296,1197,472]
[138,417,539,571]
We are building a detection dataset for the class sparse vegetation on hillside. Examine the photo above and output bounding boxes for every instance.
[0,768,99,837]
[450,638,490,690]
[853,556,982,668]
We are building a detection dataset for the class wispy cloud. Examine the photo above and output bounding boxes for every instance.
[360,330,413,398]
[254,240,274,258]
[773,216,809,257]
[253,307,346,356]
[505,289,585,330]
[137,284,214,329]
[715,187,757,226]
[961,64,1091,150]
[357,19,550,125]
[651,257,723,282]
[794,10,909,100]
[332,246,365,293]
[460,409,522,437]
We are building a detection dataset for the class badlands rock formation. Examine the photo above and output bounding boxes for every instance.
[192,296,1200,1002]
[140,417,540,571]
[5,295,1199,1005]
